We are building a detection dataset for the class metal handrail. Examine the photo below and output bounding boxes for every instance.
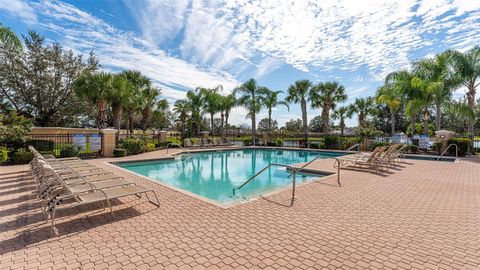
[437,143,458,160]
[345,143,361,153]
[167,143,194,160]
[232,156,342,206]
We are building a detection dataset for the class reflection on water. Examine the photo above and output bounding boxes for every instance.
[118,149,343,204]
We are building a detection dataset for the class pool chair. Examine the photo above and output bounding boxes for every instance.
[39,163,160,234]
[213,138,228,147]
[200,138,213,148]
[335,146,387,172]
[184,138,200,148]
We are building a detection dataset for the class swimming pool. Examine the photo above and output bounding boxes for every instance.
[115,149,344,206]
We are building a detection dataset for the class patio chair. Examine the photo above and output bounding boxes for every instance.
[184,138,200,148]
[39,163,160,234]
[201,138,212,148]
[335,146,387,172]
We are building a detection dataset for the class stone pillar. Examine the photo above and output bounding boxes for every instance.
[159,131,167,142]
[101,129,117,157]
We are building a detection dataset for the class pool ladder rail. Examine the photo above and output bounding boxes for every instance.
[232,156,342,206]
[437,143,457,161]
[166,143,194,161]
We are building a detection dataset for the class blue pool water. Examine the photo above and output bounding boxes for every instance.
[116,149,344,205]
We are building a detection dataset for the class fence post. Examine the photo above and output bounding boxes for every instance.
[101,129,117,157]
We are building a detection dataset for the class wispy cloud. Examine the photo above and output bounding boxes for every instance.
[0,0,37,23]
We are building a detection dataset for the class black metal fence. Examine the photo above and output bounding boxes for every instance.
[28,133,103,158]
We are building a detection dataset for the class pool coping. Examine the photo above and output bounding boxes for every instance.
[106,147,341,209]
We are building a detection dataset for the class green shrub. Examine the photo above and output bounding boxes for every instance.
[39,150,55,157]
[448,138,470,157]
[276,139,284,147]
[322,135,339,149]
[120,138,145,155]
[367,142,390,151]
[26,139,55,151]
[266,141,278,147]
[12,150,33,164]
[0,147,8,163]
[243,139,260,146]
[113,148,127,157]
[60,144,80,158]
[339,137,361,150]
[405,144,418,154]
[146,143,156,152]
[155,141,173,148]
[309,142,321,149]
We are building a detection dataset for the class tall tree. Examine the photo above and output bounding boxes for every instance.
[377,85,402,135]
[0,23,22,52]
[332,106,353,136]
[285,79,313,141]
[186,89,203,136]
[0,31,98,126]
[199,85,223,136]
[220,93,236,141]
[74,72,114,129]
[385,70,419,136]
[351,97,375,128]
[173,99,190,142]
[120,70,151,136]
[110,74,132,132]
[448,46,480,140]
[235,79,264,144]
[140,86,162,132]
[310,81,347,133]
[259,87,288,136]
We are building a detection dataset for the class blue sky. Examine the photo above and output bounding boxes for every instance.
[1,0,479,127]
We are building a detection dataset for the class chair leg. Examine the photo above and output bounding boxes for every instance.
[105,199,115,220]
[51,207,58,236]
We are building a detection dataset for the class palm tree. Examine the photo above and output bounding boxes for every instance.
[310,81,347,133]
[377,85,402,135]
[110,74,132,133]
[413,51,456,131]
[259,87,289,136]
[220,93,236,141]
[285,80,313,141]
[173,99,190,142]
[386,70,419,136]
[140,86,161,132]
[199,85,223,136]
[74,72,114,129]
[332,106,353,136]
[0,23,22,52]
[448,46,480,139]
[351,97,375,128]
[120,70,151,136]
[186,89,203,136]
[235,79,264,144]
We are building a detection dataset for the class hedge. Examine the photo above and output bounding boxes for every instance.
[0,147,8,163]
[113,148,127,157]
[12,151,33,164]
[120,138,145,155]
[60,144,80,158]
[26,139,55,151]
[448,138,470,157]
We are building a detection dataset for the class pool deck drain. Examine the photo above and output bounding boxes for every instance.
[1,148,479,269]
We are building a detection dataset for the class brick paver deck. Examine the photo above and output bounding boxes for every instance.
[1,148,479,269]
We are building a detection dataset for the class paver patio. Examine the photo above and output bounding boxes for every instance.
[0,148,479,269]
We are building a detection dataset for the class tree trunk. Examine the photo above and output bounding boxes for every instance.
[301,99,308,141]
[128,111,135,137]
[321,106,330,133]
[410,115,416,137]
[268,108,272,136]
[251,113,256,145]
[340,118,344,136]
[391,112,396,135]
[210,113,214,136]
[96,99,107,129]
[358,113,365,128]
[225,112,230,142]
[141,106,150,132]
[423,109,430,135]
[435,102,441,131]
[220,111,225,141]
[467,81,476,140]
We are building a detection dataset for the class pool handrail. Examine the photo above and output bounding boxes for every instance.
[232,157,342,206]
[167,143,194,160]
[345,143,362,153]
[437,143,457,160]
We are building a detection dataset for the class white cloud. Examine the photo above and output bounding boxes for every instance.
[0,0,37,23]
[26,0,240,104]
